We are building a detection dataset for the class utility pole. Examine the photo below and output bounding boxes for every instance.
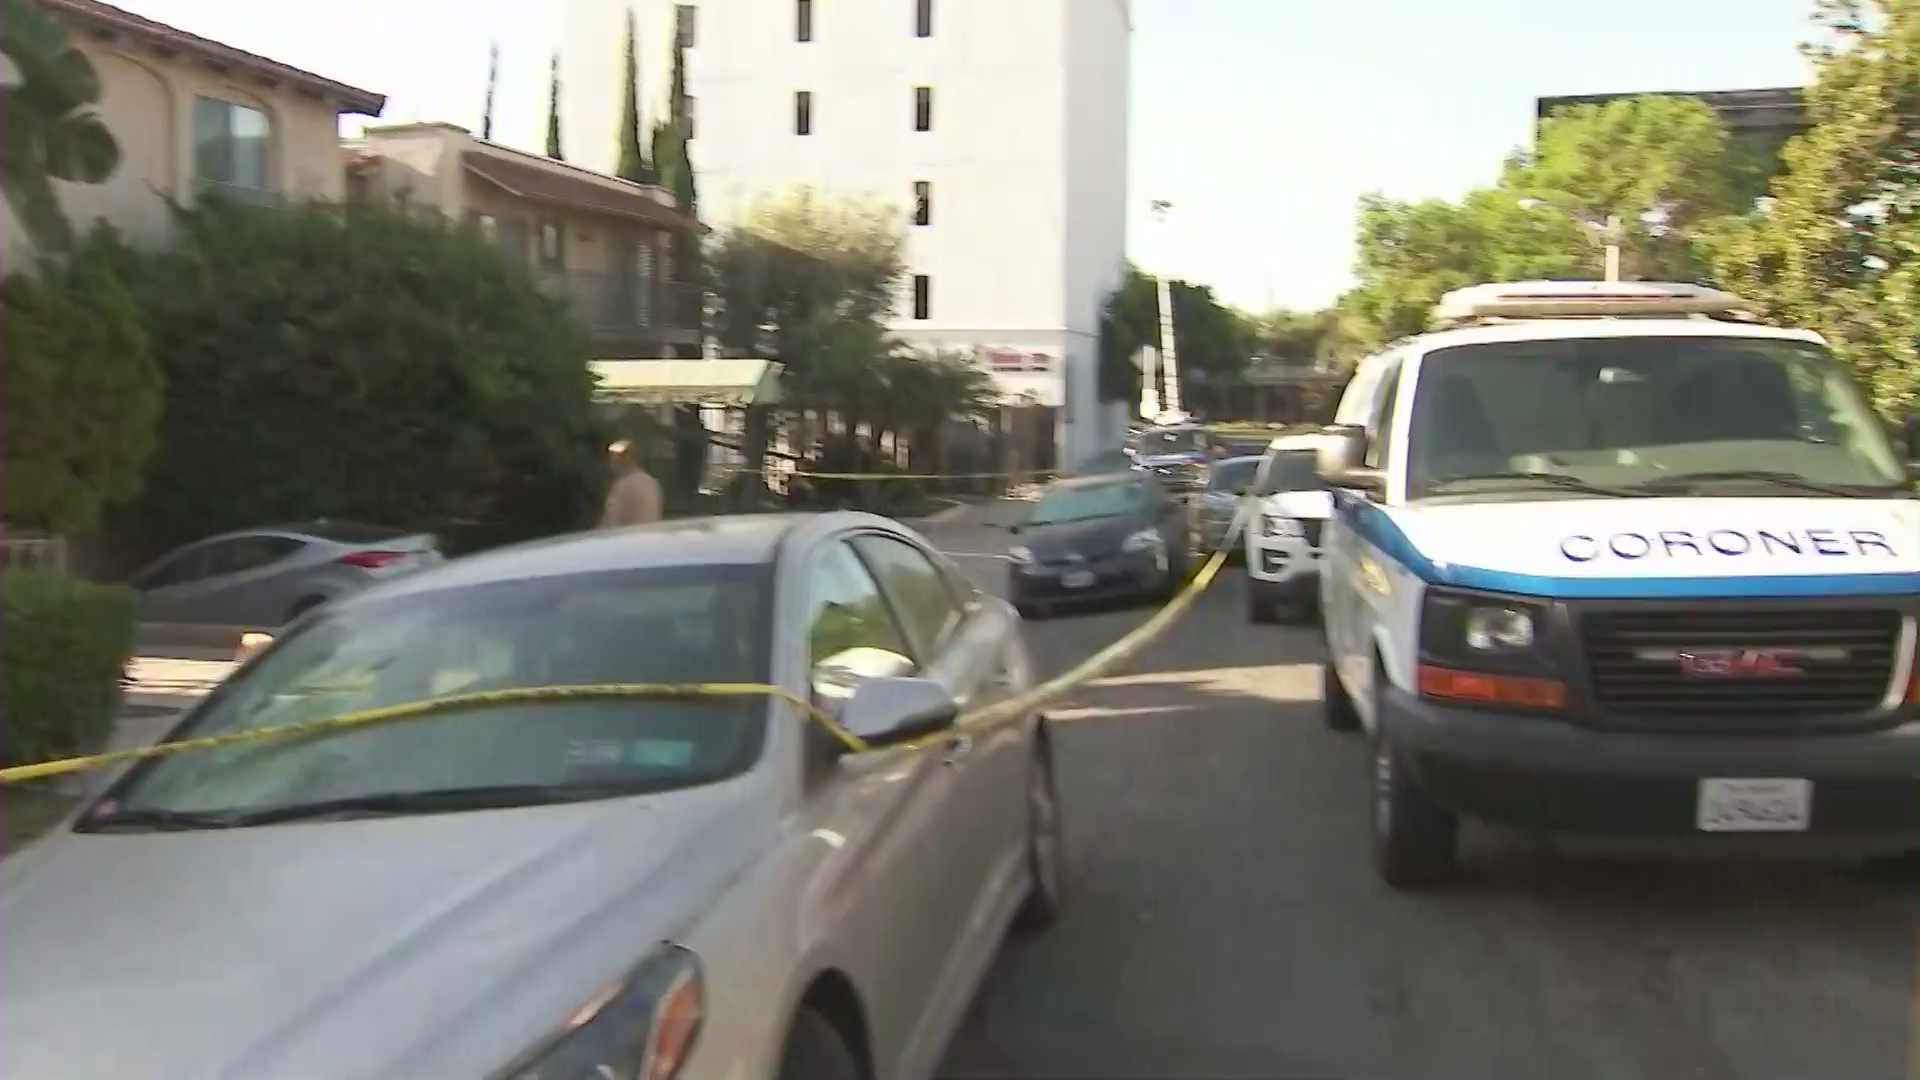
[1150,199,1181,418]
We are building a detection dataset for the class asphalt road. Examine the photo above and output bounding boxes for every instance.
[925,507,1918,1080]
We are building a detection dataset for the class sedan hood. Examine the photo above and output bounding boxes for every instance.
[1019,514,1144,560]
[0,781,769,1080]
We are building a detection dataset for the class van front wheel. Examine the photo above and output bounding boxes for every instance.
[1370,731,1459,890]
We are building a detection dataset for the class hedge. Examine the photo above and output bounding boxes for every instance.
[0,570,137,768]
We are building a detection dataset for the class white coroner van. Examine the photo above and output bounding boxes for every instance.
[1315,281,1920,889]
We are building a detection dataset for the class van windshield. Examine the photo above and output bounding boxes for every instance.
[1404,336,1907,499]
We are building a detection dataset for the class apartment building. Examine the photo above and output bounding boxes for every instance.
[0,0,385,268]
[661,0,1132,467]
[346,123,704,360]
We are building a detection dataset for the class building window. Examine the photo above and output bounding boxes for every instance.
[540,220,565,266]
[912,181,931,226]
[193,96,271,192]
[911,274,931,320]
[472,212,498,242]
[795,90,813,135]
[913,86,932,132]
[915,0,933,37]
[675,4,696,48]
[796,0,813,42]
[683,95,697,139]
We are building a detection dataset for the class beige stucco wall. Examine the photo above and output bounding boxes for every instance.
[0,35,359,267]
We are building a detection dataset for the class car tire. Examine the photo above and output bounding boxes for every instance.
[1014,730,1065,933]
[777,1007,862,1080]
[1321,656,1361,732]
[1371,727,1460,890]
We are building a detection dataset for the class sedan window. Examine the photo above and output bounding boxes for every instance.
[90,565,774,821]
[851,534,963,657]
[806,541,916,698]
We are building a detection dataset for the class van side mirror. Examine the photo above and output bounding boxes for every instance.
[1316,425,1385,493]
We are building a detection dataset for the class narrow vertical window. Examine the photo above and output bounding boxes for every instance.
[912,275,931,320]
[913,86,932,132]
[912,181,931,226]
[795,90,813,135]
[915,0,933,37]
[675,4,696,48]
[796,0,813,42]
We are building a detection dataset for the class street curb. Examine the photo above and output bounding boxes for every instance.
[918,500,976,526]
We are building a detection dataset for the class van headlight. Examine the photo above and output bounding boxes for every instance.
[1416,589,1565,710]
[1121,528,1164,553]
[496,944,703,1080]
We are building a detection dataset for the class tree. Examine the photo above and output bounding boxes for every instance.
[1096,265,1255,405]
[106,201,603,560]
[0,228,161,533]
[614,11,651,182]
[0,0,120,253]
[1507,95,1760,281]
[480,41,499,141]
[545,53,564,161]
[651,34,697,214]
[1704,0,1918,412]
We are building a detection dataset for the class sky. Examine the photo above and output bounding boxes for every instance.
[115,0,1818,313]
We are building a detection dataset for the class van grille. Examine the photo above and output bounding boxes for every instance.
[1581,607,1901,726]
[1302,519,1325,547]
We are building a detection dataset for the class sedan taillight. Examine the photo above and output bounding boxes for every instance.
[336,550,410,569]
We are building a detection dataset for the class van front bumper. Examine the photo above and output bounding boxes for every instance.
[1380,685,1920,841]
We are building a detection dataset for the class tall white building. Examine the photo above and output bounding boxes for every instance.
[671,0,1133,466]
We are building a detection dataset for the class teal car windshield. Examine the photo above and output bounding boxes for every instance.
[89,566,773,822]
[1406,337,1907,499]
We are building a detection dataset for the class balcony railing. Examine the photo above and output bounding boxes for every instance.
[536,268,702,344]
[195,178,286,208]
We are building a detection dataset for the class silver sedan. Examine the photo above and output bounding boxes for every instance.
[0,513,1064,1080]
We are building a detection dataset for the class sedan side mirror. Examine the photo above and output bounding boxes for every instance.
[838,676,958,752]
[1316,424,1384,494]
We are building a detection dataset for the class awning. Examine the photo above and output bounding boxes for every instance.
[590,358,785,407]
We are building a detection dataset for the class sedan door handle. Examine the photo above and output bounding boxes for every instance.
[943,732,974,766]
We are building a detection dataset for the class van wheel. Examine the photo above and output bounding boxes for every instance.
[777,1008,861,1080]
[1371,731,1460,890]
[1321,658,1360,732]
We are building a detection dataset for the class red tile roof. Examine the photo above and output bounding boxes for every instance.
[41,0,386,115]
[462,151,699,232]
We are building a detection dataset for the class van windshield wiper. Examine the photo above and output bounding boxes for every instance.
[1424,472,1631,497]
[1626,470,1909,498]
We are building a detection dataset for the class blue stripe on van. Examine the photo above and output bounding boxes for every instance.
[1330,492,1920,600]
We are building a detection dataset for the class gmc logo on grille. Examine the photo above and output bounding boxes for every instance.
[1633,646,1849,677]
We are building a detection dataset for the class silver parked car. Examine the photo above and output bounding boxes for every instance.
[130,520,443,627]
[0,513,1063,1080]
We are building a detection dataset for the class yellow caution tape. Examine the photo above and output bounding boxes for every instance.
[1,460,1278,787]
[721,464,1056,482]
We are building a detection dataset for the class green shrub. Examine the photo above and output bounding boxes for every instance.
[0,570,136,768]
[0,229,162,534]
[107,200,604,561]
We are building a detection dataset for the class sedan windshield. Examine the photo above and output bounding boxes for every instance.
[1257,451,1322,494]
[89,566,772,825]
[1406,336,1907,499]
[1028,482,1141,525]
[1207,458,1261,492]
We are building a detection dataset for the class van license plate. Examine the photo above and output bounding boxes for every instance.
[1696,778,1811,832]
[1061,570,1096,589]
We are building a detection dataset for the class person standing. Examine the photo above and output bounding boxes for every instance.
[599,439,664,528]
